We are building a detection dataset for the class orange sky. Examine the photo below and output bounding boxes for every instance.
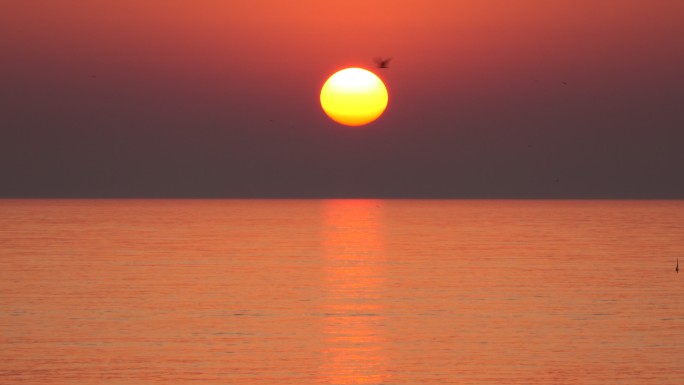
[2,1,684,197]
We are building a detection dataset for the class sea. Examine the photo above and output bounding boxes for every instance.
[1,199,683,384]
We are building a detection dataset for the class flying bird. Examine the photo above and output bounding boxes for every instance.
[374,57,392,69]
[677,258,679,273]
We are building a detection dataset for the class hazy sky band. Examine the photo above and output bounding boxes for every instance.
[2,1,683,198]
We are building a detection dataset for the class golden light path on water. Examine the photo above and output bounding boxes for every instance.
[321,200,388,384]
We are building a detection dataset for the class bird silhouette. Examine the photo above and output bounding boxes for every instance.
[374,57,392,69]
[677,258,679,273]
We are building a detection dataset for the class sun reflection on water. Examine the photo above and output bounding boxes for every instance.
[320,200,388,384]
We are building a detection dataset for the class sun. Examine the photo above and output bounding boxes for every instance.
[320,68,388,126]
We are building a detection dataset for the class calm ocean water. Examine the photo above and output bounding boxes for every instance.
[1,199,683,384]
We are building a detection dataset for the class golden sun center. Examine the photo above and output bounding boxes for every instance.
[320,68,388,126]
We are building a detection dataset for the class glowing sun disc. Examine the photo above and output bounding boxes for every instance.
[320,67,388,126]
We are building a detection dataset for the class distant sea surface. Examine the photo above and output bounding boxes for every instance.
[1,199,683,384]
